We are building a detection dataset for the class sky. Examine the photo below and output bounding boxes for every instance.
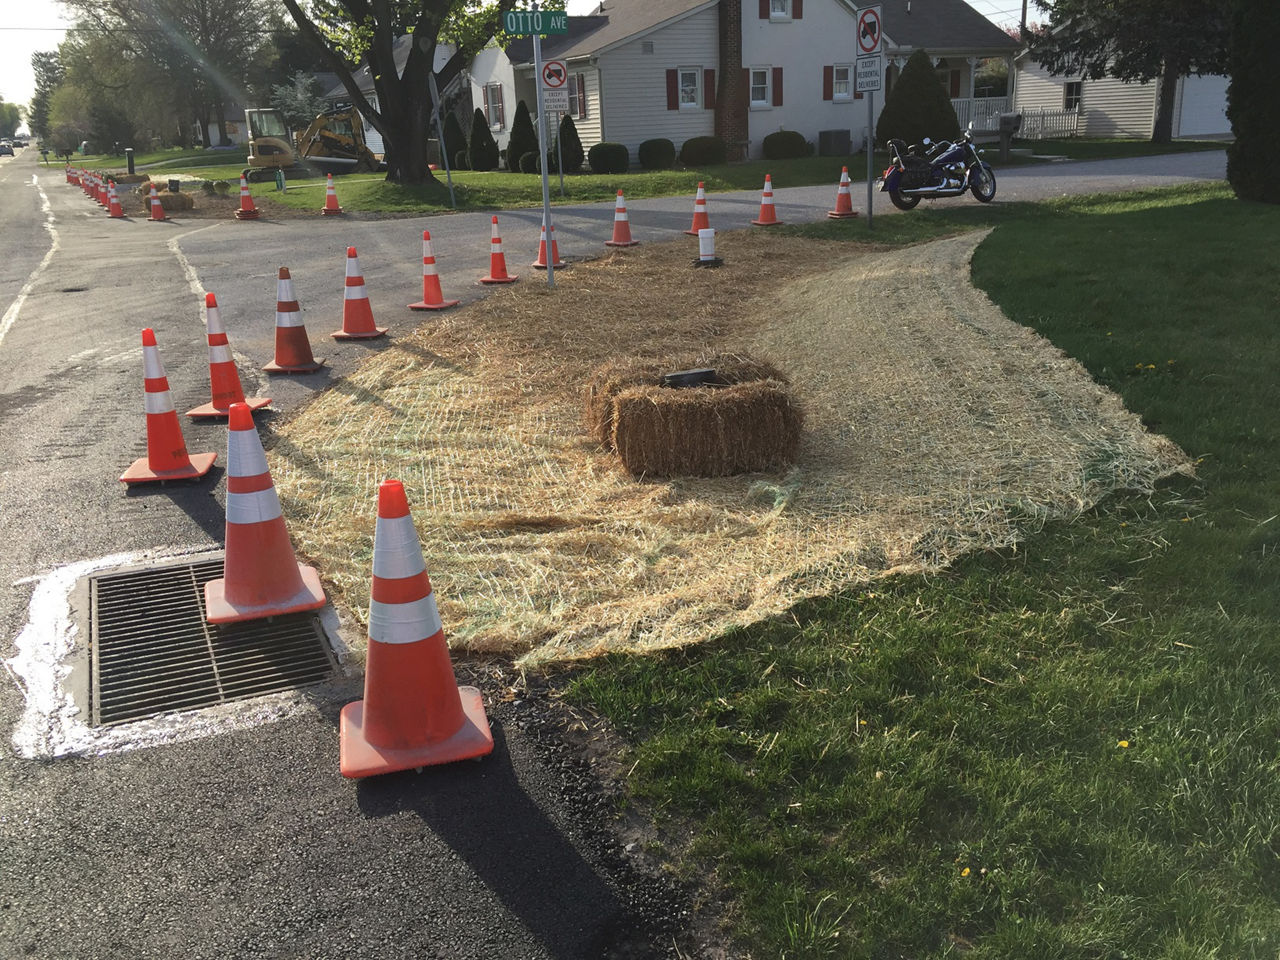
[1,0,1021,122]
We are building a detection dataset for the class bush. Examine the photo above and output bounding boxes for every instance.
[506,100,537,172]
[454,149,469,171]
[875,48,961,148]
[638,138,676,169]
[213,180,231,195]
[558,114,584,173]
[468,108,500,171]
[442,111,466,164]
[1226,0,1280,203]
[678,135,727,166]
[588,141,630,174]
[762,130,812,160]
[519,150,541,174]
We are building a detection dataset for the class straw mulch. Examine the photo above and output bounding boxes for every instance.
[270,228,1191,666]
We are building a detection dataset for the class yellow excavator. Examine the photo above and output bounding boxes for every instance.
[242,106,381,181]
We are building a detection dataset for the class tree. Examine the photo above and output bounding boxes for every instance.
[271,72,329,132]
[0,103,22,139]
[557,113,583,173]
[1226,0,1280,203]
[1029,0,1230,143]
[875,49,960,148]
[277,0,566,185]
[468,107,499,171]
[505,100,536,172]
[28,51,64,144]
[441,110,466,166]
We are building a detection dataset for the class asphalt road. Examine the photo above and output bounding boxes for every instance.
[0,145,1226,959]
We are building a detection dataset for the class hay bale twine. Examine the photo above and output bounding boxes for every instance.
[585,353,790,450]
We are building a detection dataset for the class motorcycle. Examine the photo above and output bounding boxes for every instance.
[878,121,997,211]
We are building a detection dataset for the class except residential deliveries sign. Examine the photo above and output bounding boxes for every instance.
[856,55,882,92]
[503,10,569,35]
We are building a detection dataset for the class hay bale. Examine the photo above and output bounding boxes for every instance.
[611,379,803,477]
[584,353,790,449]
[158,191,195,211]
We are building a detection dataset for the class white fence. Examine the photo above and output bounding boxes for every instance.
[951,96,1012,131]
[1017,107,1081,140]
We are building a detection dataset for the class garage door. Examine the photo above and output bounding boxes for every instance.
[1177,74,1230,137]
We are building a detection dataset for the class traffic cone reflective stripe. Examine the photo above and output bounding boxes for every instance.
[751,174,781,226]
[147,184,167,222]
[264,267,325,373]
[234,175,260,220]
[320,173,343,215]
[120,328,216,484]
[684,181,710,235]
[339,478,494,777]
[531,218,566,269]
[604,189,640,248]
[408,230,460,310]
[204,404,326,624]
[188,292,271,418]
[479,215,518,284]
[828,166,858,219]
[332,246,387,340]
[108,182,124,218]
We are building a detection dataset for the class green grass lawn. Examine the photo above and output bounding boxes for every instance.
[564,181,1280,959]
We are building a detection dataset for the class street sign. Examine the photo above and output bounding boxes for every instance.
[856,5,882,56]
[540,60,568,89]
[503,9,569,35]
[541,89,570,111]
[856,55,882,93]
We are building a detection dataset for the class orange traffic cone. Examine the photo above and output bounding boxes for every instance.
[531,217,566,269]
[146,184,167,222]
[120,329,217,485]
[604,189,640,248]
[204,403,326,624]
[408,230,460,311]
[338,478,494,778]
[479,215,518,284]
[683,181,711,236]
[108,181,125,218]
[233,175,260,220]
[97,177,108,206]
[320,173,343,215]
[263,267,325,373]
[187,292,272,418]
[827,166,858,219]
[332,246,387,340]
[751,174,781,226]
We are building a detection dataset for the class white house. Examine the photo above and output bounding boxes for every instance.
[1013,50,1230,140]
[468,0,1019,165]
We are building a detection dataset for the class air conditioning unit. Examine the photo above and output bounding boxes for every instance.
[818,129,852,156]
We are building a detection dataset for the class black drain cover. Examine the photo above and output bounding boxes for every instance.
[90,558,337,726]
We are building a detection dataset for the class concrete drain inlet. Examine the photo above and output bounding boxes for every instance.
[88,556,337,726]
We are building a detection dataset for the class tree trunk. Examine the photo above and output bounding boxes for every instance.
[1152,59,1180,143]
[214,101,229,146]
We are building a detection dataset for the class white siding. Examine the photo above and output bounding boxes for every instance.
[469,45,517,150]
[1015,59,1156,138]
[741,0,864,157]
[1014,60,1079,112]
[596,7,720,163]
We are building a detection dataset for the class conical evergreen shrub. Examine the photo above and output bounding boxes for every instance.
[875,49,961,148]
[468,108,500,172]
[441,111,466,168]
[1226,0,1280,203]
[506,101,537,172]
[558,114,584,173]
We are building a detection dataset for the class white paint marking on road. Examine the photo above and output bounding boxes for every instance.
[0,175,60,352]
[167,223,223,314]
[5,548,356,760]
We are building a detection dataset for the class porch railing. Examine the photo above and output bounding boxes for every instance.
[1017,106,1081,140]
[951,96,1011,131]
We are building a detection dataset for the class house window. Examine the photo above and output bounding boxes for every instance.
[483,83,505,129]
[750,68,771,107]
[1064,80,1082,111]
[833,64,852,101]
[770,0,791,18]
[567,73,588,120]
[679,67,701,109]
[642,41,654,54]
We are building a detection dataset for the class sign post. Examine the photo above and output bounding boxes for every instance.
[506,5,573,288]
[855,5,882,227]
[427,71,456,209]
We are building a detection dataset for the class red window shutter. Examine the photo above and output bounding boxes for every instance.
[743,67,750,99]
[794,0,803,17]
[823,65,833,101]
[577,74,587,119]
[772,66,783,106]
[950,70,961,98]
[855,89,864,100]
[666,69,679,110]
[759,0,770,18]
[704,69,716,108]
[482,88,490,124]
[497,86,505,127]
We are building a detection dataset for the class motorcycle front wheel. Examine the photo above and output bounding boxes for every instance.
[970,164,996,202]
[888,189,920,210]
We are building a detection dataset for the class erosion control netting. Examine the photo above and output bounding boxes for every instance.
[271,230,1191,666]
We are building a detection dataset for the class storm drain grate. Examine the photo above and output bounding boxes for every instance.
[90,558,337,727]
